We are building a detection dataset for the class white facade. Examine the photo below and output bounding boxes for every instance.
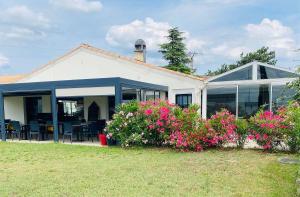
[18,44,204,105]
[2,44,205,124]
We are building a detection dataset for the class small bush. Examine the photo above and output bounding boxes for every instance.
[235,119,249,148]
[208,109,237,147]
[279,102,300,152]
[249,110,289,150]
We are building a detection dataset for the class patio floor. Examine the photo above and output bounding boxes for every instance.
[6,139,106,147]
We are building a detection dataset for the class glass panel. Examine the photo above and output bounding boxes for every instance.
[57,98,84,121]
[207,87,236,117]
[211,66,252,82]
[176,94,192,108]
[257,65,299,79]
[272,85,295,110]
[122,87,138,103]
[154,91,160,99]
[145,90,155,101]
[238,85,269,118]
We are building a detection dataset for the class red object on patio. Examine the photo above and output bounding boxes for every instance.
[99,134,107,146]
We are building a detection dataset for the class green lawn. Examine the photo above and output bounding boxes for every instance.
[0,142,298,197]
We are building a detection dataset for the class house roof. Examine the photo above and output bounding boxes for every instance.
[206,61,299,83]
[17,43,206,83]
[0,74,26,84]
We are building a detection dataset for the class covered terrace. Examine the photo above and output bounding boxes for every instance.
[0,77,168,142]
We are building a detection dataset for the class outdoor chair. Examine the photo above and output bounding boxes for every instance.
[63,122,74,143]
[88,122,99,141]
[10,121,22,141]
[82,124,93,142]
[29,121,41,141]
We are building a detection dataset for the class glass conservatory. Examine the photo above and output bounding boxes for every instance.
[202,61,299,119]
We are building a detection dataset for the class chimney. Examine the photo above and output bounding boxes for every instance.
[134,39,146,62]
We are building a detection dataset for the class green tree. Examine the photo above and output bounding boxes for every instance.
[207,46,277,76]
[159,27,192,74]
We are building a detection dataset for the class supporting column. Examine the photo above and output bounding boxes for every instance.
[114,83,122,109]
[201,87,207,119]
[0,92,5,141]
[51,89,59,142]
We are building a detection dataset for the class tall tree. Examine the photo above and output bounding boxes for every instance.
[159,27,192,74]
[207,47,277,76]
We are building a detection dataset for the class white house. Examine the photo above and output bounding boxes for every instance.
[0,41,298,142]
[0,42,205,142]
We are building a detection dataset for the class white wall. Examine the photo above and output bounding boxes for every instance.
[18,48,204,105]
[4,96,25,124]
[4,95,52,124]
[56,86,115,97]
[83,96,109,121]
[42,95,51,113]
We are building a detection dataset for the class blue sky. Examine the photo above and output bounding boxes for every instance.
[0,0,299,75]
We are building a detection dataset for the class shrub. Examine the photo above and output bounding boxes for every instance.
[235,119,249,148]
[139,100,180,146]
[278,102,300,152]
[105,101,148,147]
[249,110,289,150]
[208,109,237,147]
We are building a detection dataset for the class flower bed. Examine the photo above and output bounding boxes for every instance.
[105,100,300,152]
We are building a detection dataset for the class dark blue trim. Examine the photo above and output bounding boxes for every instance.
[0,92,5,141]
[51,89,59,142]
[114,82,122,108]
[0,77,168,94]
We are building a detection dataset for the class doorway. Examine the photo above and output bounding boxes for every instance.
[25,97,42,123]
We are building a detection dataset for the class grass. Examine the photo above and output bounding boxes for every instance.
[0,142,298,197]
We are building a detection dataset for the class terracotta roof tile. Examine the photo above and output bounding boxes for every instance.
[0,75,25,84]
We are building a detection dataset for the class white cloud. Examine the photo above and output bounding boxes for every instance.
[1,5,50,28]
[0,27,46,40]
[0,54,9,67]
[211,44,250,59]
[245,18,296,56]
[106,17,205,51]
[50,0,102,12]
[0,5,50,41]
[211,18,298,62]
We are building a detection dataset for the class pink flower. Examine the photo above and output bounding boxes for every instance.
[255,134,261,140]
[144,109,153,116]
[156,120,163,127]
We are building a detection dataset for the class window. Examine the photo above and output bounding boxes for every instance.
[238,85,269,118]
[272,85,295,110]
[145,90,155,101]
[207,87,236,117]
[176,94,192,108]
[211,66,252,82]
[257,65,298,79]
[57,98,84,121]
[122,87,138,103]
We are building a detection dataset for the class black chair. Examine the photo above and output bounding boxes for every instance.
[29,121,41,141]
[88,122,99,141]
[82,124,93,142]
[10,121,22,141]
[63,122,74,143]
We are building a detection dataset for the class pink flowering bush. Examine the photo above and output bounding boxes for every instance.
[207,109,237,147]
[105,99,297,152]
[277,102,300,152]
[249,110,289,150]
[139,100,180,145]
